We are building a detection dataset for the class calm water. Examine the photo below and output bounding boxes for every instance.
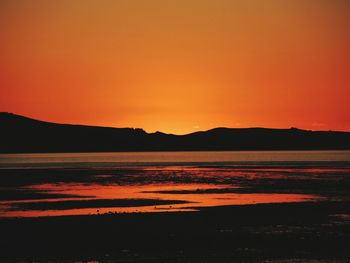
[1,150,350,168]
[1,151,350,217]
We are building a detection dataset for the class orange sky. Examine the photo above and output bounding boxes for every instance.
[1,0,349,134]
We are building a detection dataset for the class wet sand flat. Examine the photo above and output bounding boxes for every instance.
[1,152,350,261]
[1,165,342,217]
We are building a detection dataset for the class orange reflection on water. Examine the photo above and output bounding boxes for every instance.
[0,183,317,217]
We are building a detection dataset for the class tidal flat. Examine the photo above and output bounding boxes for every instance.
[1,151,350,261]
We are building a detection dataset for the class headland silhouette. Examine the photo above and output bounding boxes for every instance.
[1,112,350,153]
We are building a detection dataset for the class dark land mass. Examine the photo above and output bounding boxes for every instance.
[1,112,350,153]
[1,201,350,262]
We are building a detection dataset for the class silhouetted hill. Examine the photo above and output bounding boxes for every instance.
[1,112,350,153]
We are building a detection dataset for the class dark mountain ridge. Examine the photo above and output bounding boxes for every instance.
[1,112,350,153]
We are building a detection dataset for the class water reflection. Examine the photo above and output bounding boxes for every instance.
[3,153,348,217]
[0,181,317,217]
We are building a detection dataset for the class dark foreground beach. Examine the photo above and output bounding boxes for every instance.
[1,151,350,262]
[1,201,350,262]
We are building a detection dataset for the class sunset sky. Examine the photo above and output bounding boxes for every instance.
[1,0,349,134]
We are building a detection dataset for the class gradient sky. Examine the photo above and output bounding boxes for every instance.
[1,0,349,134]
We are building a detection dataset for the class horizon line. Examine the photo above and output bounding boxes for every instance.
[1,111,348,135]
